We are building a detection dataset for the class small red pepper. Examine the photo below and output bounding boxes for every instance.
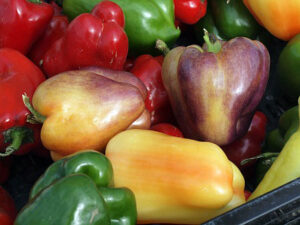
[223,111,267,178]
[151,123,183,137]
[244,190,252,201]
[42,0,128,77]
[0,157,13,184]
[0,186,17,225]
[0,48,45,156]
[130,54,175,125]
[0,0,54,54]
[28,15,69,68]
[173,0,207,25]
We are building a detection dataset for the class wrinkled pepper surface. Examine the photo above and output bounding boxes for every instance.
[0,186,17,225]
[106,129,245,224]
[249,99,300,200]
[62,0,180,56]
[42,1,128,77]
[15,151,137,225]
[0,48,45,156]
[243,0,300,41]
[0,0,54,54]
[160,32,270,146]
[223,111,267,178]
[24,67,149,161]
[174,0,207,25]
[194,0,261,42]
[130,55,175,125]
[277,34,300,99]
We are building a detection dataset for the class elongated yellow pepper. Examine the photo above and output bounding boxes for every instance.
[249,98,300,200]
[105,129,245,224]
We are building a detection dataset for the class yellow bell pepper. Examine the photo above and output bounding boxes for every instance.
[249,98,300,200]
[105,129,245,224]
[243,0,300,40]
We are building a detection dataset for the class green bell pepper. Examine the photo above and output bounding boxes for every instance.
[194,0,264,42]
[263,106,299,153]
[15,151,137,225]
[277,34,300,99]
[62,0,180,56]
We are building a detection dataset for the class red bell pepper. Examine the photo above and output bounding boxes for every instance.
[0,186,16,225]
[150,123,183,137]
[223,111,267,178]
[0,157,13,184]
[0,0,54,54]
[173,0,207,25]
[28,15,69,68]
[130,54,175,125]
[42,0,128,77]
[0,48,45,157]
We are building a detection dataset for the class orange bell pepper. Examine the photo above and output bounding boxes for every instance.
[243,0,300,40]
[105,129,245,224]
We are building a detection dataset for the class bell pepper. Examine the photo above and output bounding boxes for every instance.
[0,157,13,184]
[105,129,245,224]
[0,0,54,54]
[223,111,267,178]
[28,15,69,69]
[150,123,183,137]
[263,106,298,154]
[42,0,128,77]
[15,151,137,225]
[0,48,45,157]
[249,98,300,200]
[130,55,175,125]
[62,0,180,56]
[194,0,261,42]
[24,67,149,161]
[0,186,17,225]
[243,0,300,41]
[174,0,207,25]
[159,31,270,146]
[277,34,300,99]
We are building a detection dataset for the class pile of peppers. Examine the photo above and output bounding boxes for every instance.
[1,0,300,224]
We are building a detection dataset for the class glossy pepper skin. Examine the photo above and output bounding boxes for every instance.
[194,0,261,42]
[277,34,300,99]
[174,0,207,25]
[130,55,175,125]
[161,34,270,146]
[249,98,300,200]
[15,151,137,225]
[150,123,183,137]
[0,0,54,54]
[223,111,267,178]
[62,0,180,56]
[263,106,298,154]
[0,49,45,156]
[42,1,128,77]
[25,67,149,161]
[243,0,300,41]
[0,186,17,225]
[106,129,245,224]
[28,15,69,69]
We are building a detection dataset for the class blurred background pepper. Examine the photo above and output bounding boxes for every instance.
[0,186,17,225]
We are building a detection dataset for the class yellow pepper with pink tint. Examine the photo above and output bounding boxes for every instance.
[105,129,245,224]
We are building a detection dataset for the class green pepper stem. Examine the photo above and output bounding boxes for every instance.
[0,127,34,157]
[203,29,222,53]
[28,0,42,3]
[241,152,279,166]
[155,40,170,56]
[22,93,46,124]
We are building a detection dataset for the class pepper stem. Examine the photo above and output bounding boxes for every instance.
[155,40,170,56]
[22,93,46,124]
[203,29,222,53]
[241,152,279,166]
[28,0,42,3]
[0,127,34,157]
